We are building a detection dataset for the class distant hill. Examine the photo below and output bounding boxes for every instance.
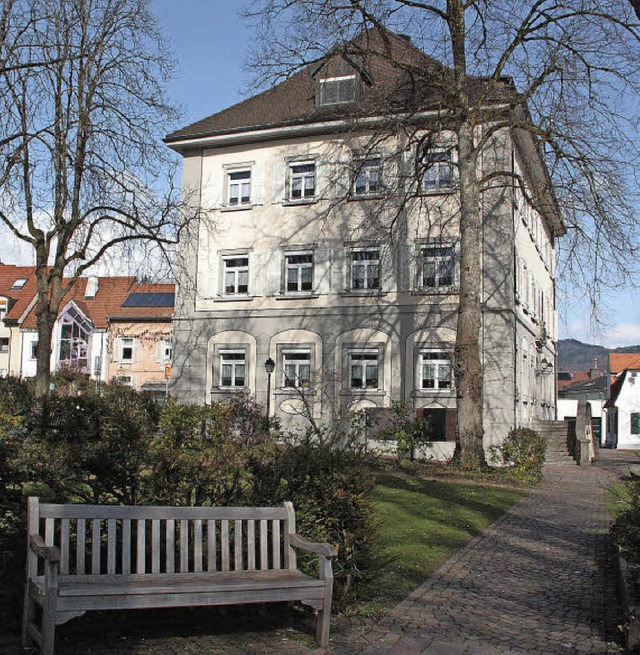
[558,338,640,372]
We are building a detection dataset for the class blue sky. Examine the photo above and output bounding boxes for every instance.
[1,0,637,348]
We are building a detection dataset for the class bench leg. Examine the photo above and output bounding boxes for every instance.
[22,585,35,648]
[41,589,57,655]
[316,607,331,648]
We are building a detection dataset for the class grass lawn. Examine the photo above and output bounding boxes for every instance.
[350,466,529,616]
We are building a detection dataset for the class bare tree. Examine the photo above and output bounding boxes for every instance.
[246,0,640,466]
[0,0,188,397]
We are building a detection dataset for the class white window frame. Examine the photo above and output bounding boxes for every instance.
[0,299,7,322]
[11,278,27,290]
[282,349,312,388]
[219,350,247,389]
[226,168,252,207]
[353,158,382,196]
[158,337,172,364]
[116,375,134,388]
[420,242,456,292]
[421,148,454,192]
[288,161,316,201]
[348,348,380,390]
[222,255,250,296]
[0,337,8,353]
[350,247,381,291]
[284,251,314,294]
[318,75,357,106]
[420,349,454,391]
[119,337,135,363]
[30,341,38,360]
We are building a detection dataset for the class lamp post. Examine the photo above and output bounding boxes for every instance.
[264,357,275,429]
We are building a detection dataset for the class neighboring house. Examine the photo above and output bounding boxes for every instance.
[1,271,173,392]
[558,373,609,446]
[165,28,564,457]
[0,265,38,377]
[605,354,640,449]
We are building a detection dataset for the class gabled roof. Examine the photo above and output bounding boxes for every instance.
[605,370,627,408]
[19,278,175,329]
[610,353,640,375]
[558,374,608,396]
[0,265,38,324]
[166,28,514,146]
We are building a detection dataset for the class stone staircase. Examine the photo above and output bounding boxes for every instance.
[533,419,577,465]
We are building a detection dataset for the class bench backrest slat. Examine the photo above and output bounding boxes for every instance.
[27,498,296,578]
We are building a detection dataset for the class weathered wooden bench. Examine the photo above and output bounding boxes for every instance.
[23,497,337,655]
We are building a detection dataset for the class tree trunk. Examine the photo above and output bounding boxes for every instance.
[454,118,485,467]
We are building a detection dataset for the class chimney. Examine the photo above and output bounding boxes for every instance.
[85,276,99,299]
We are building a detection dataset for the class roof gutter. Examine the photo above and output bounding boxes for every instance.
[165,106,511,152]
[107,315,173,323]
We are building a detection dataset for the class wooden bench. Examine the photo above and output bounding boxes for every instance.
[23,497,337,655]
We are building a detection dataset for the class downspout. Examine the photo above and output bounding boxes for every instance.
[511,142,518,429]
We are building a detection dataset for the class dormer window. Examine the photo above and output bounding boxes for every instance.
[11,278,27,290]
[318,75,357,106]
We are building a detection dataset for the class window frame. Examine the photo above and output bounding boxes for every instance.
[317,75,358,107]
[282,348,312,389]
[349,247,381,291]
[226,168,252,207]
[287,161,316,202]
[10,278,27,290]
[284,250,314,294]
[0,337,8,353]
[353,157,383,197]
[420,147,455,193]
[631,411,640,436]
[222,254,250,296]
[119,336,135,363]
[419,241,457,293]
[219,349,247,389]
[348,348,380,391]
[419,349,454,392]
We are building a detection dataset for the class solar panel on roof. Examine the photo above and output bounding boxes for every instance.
[122,292,174,307]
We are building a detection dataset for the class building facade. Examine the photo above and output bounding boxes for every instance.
[166,29,564,456]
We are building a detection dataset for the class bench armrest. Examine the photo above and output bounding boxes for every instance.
[30,534,61,563]
[289,533,337,558]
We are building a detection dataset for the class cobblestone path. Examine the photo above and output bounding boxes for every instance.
[330,450,635,655]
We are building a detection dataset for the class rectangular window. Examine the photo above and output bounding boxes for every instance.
[283,350,311,388]
[0,337,8,353]
[120,337,134,362]
[116,375,134,387]
[223,256,249,295]
[349,349,379,390]
[227,170,251,206]
[289,163,316,200]
[159,337,172,363]
[631,412,640,436]
[350,248,380,290]
[421,244,455,291]
[354,158,382,196]
[285,252,313,293]
[421,149,454,191]
[421,350,453,390]
[30,341,38,360]
[220,351,246,388]
[0,300,6,322]
[11,278,27,290]
[318,75,357,106]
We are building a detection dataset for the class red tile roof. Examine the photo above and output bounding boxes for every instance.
[610,353,640,375]
[15,276,174,329]
[0,265,38,324]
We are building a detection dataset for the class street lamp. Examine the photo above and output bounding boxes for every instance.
[264,357,275,429]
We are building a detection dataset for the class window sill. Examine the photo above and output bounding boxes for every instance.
[275,388,317,397]
[339,389,385,397]
[212,295,255,302]
[349,193,386,201]
[211,387,249,395]
[275,293,319,300]
[411,288,458,296]
[282,198,318,207]
[340,290,386,298]
[411,389,455,397]
[419,187,456,196]
[220,204,254,212]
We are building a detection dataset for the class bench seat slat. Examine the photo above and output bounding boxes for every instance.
[39,505,287,521]
[35,570,324,597]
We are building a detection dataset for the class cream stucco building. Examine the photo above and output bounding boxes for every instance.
[166,29,564,456]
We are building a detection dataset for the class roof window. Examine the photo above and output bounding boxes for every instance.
[10,278,27,290]
[318,75,358,107]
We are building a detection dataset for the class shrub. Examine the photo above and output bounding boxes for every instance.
[247,427,377,605]
[143,396,272,507]
[611,480,640,565]
[490,427,546,481]
[374,402,434,461]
